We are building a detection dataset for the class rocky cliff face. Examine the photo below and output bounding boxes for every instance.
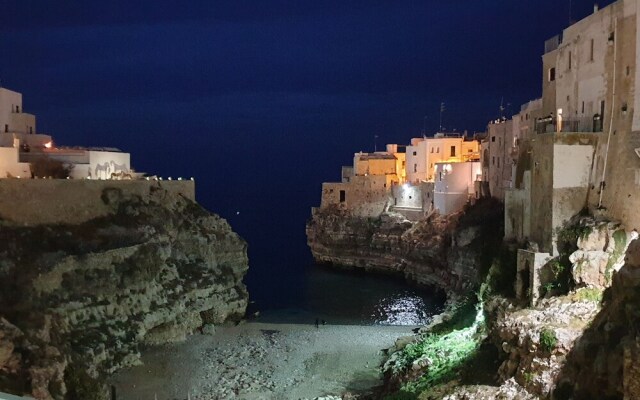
[0,186,249,399]
[553,239,640,399]
[306,199,504,294]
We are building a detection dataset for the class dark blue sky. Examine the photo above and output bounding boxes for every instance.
[0,1,615,304]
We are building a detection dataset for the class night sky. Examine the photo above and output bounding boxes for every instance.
[1,1,615,306]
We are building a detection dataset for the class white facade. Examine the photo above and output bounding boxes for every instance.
[0,147,31,178]
[0,86,135,180]
[406,135,479,184]
[434,161,482,215]
[0,88,36,136]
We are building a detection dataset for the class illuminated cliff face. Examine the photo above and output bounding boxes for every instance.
[0,185,249,399]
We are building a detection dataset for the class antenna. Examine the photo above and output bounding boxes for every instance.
[569,0,573,24]
[439,102,445,132]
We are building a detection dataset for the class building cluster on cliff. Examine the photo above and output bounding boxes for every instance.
[317,0,640,303]
[0,87,134,180]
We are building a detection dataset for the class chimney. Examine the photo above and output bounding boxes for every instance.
[594,4,599,13]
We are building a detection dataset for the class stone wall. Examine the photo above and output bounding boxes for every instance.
[320,175,392,218]
[0,179,195,226]
[505,171,531,241]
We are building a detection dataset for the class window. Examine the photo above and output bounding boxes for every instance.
[414,164,417,173]
[450,146,456,157]
[339,190,346,203]
[497,157,500,167]
[16,105,20,113]
[412,151,417,156]
[4,124,7,133]
[29,126,33,134]
[492,156,495,165]
[568,51,572,70]
[548,67,556,82]
[436,147,440,153]
[491,136,496,142]
[430,147,434,153]
[589,39,595,61]
[582,101,585,114]
[627,66,631,76]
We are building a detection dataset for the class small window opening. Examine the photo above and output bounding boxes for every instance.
[339,190,346,203]
[548,67,556,81]
[450,146,456,157]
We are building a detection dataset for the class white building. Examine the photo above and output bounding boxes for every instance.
[406,134,479,184]
[433,161,482,215]
[0,86,133,179]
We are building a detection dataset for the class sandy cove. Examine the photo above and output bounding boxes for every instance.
[109,322,416,400]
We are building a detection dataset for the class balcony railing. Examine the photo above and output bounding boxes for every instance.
[535,115,603,134]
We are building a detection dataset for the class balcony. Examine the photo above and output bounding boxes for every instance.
[535,115,603,134]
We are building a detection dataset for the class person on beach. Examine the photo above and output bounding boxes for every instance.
[321,319,326,326]
[315,318,319,329]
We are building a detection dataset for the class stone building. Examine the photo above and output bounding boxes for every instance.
[482,119,514,201]
[320,144,405,217]
[505,0,640,304]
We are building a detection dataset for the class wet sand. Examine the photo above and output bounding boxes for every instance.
[109,322,416,400]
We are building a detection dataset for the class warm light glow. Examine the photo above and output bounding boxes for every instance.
[44,141,52,149]
[402,183,410,190]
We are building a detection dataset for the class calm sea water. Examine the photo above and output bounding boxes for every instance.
[245,263,445,326]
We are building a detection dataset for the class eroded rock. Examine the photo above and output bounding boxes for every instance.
[0,186,249,399]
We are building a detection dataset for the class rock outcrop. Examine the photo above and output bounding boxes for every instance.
[0,185,249,399]
[554,239,640,399]
[487,294,601,398]
[306,199,504,294]
[568,218,637,289]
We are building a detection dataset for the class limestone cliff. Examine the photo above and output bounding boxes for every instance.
[306,199,504,294]
[0,185,249,399]
[553,239,640,399]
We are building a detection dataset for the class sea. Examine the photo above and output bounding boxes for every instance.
[245,262,446,326]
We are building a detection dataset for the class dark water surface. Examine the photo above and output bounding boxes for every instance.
[245,263,446,326]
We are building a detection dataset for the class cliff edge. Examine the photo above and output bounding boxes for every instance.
[306,198,504,294]
[0,184,249,399]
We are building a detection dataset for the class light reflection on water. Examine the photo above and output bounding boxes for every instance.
[252,265,445,326]
[371,294,431,325]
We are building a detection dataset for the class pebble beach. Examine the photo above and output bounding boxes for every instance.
[110,322,417,400]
